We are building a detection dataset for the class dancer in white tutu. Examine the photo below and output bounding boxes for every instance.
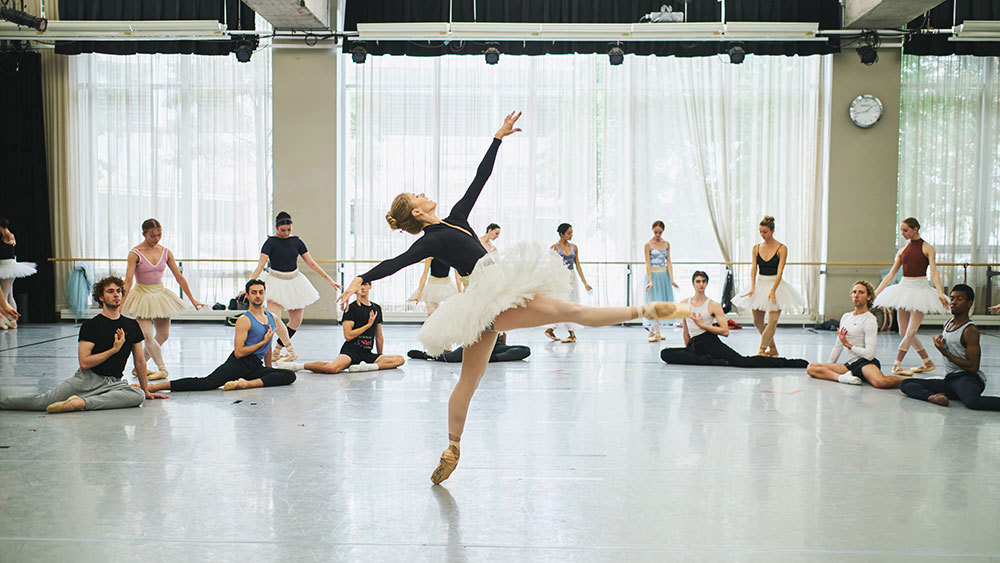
[338,112,689,484]
[0,217,36,330]
[873,217,949,375]
[479,223,500,254]
[408,258,461,315]
[123,219,204,380]
[250,211,342,361]
[734,216,805,357]
[543,223,593,343]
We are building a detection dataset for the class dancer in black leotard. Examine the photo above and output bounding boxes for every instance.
[339,112,688,484]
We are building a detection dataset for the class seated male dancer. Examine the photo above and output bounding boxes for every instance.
[806,280,907,388]
[900,284,1000,410]
[408,340,531,363]
[278,280,404,374]
[145,279,296,392]
[661,271,807,368]
[0,276,166,412]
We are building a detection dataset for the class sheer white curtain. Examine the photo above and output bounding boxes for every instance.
[66,49,273,305]
[898,55,1000,310]
[343,54,825,314]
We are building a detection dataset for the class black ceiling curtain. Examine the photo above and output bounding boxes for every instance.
[344,0,841,58]
[55,0,256,55]
[904,1,1000,56]
[0,53,56,323]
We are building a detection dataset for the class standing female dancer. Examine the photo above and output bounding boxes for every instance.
[479,223,500,253]
[250,211,342,361]
[643,220,679,342]
[543,223,593,343]
[0,218,36,330]
[734,216,805,357]
[123,219,204,379]
[408,257,462,316]
[339,112,688,484]
[873,217,949,375]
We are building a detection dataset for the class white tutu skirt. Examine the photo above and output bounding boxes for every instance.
[419,241,571,356]
[733,274,805,313]
[0,258,36,279]
[550,271,581,331]
[262,269,320,310]
[122,283,187,319]
[873,276,948,314]
[412,275,458,309]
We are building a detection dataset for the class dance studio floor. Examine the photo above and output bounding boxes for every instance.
[1,322,998,561]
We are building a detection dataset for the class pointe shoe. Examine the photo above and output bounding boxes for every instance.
[271,347,283,362]
[223,378,248,391]
[282,347,298,362]
[757,347,768,357]
[892,364,914,376]
[766,349,780,358]
[46,395,85,413]
[147,369,168,381]
[909,362,935,374]
[544,328,559,341]
[431,445,460,484]
[647,333,660,342]
[928,393,950,406]
[639,302,689,321]
[560,335,577,343]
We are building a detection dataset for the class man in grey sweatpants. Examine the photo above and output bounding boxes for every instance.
[0,276,168,413]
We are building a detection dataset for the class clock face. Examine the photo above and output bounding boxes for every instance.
[849,95,883,128]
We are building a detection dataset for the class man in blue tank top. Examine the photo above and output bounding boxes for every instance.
[900,284,1000,410]
[145,279,296,393]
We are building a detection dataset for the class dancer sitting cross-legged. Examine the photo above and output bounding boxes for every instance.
[145,279,296,393]
[278,280,405,374]
[900,284,1000,411]
[661,271,807,368]
[806,281,907,388]
[338,112,688,484]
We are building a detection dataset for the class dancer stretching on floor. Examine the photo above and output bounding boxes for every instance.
[145,279,296,393]
[279,280,405,374]
[900,285,1000,411]
[0,276,166,412]
[339,112,688,484]
[806,281,907,388]
[661,271,807,368]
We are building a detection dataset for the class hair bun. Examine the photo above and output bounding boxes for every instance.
[385,213,398,230]
[763,215,775,222]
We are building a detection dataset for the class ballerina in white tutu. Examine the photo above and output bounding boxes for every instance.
[873,217,949,375]
[123,219,204,380]
[543,223,593,343]
[338,112,688,484]
[733,216,805,357]
[250,211,342,362]
[0,217,36,330]
[408,257,462,316]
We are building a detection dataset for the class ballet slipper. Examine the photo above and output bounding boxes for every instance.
[46,395,85,413]
[431,445,460,485]
[544,328,559,341]
[638,302,689,321]
[223,378,249,391]
[927,393,950,406]
[909,361,935,374]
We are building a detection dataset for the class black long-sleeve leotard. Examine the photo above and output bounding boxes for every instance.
[359,138,502,283]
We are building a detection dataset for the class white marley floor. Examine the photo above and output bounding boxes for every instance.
[1,322,999,562]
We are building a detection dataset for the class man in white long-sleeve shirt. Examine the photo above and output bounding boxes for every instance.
[807,280,907,388]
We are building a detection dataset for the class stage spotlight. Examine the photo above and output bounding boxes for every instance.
[608,45,624,66]
[484,42,500,65]
[233,38,255,63]
[0,7,48,32]
[856,30,879,65]
[727,44,746,64]
[351,44,367,64]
